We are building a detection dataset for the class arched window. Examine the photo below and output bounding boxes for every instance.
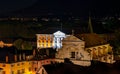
[87,49,91,53]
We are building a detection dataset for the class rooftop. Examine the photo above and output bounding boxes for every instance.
[75,33,107,47]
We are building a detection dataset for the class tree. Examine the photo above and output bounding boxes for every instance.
[102,17,119,32]
[13,39,33,50]
[13,39,23,50]
[109,29,120,55]
[21,41,33,50]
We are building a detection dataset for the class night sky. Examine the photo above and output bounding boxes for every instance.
[0,0,37,14]
[0,0,120,17]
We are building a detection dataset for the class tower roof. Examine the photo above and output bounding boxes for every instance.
[53,31,66,38]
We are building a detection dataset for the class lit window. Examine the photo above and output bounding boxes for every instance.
[11,64,14,67]
[21,63,24,65]
[35,68,37,71]
[2,64,6,67]
[2,71,5,74]
[17,70,20,74]
[22,69,25,73]
[11,71,14,74]
[17,63,20,66]
[29,67,31,71]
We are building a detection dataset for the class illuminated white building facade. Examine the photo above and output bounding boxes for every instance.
[53,31,66,49]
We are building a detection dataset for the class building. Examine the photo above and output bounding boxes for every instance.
[36,31,91,66]
[0,55,33,74]
[85,44,114,63]
[32,59,53,74]
[36,34,53,49]
[75,33,115,63]
[55,35,91,66]
[32,48,55,74]
[0,30,116,74]
[0,47,48,74]
[36,31,115,65]
[36,31,66,49]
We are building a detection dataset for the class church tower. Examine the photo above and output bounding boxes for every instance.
[88,15,94,33]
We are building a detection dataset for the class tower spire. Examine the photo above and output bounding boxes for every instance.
[88,13,93,33]
[61,23,62,31]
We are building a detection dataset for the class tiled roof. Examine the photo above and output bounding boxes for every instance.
[75,33,107,47]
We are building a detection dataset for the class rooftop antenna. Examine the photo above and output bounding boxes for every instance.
[72,29,74,35]
[61,22,62,31]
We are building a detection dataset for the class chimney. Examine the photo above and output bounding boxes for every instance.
[6,56,8,63]
[46,49,49,56]
[23,53,25,60]
[19,54,21,61]
[33,49,36,56]
[14,55,17,62]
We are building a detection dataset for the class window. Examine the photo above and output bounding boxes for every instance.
[2,71,5,74]
[21,63,24,65]
[11,71,14,74]
[109,57,112,59]
[29,67,31,71]
[81,47,84,49]
[11,64,14,67]
[71,52,75,58]
[42,69,44,74]
[17,70,20,74]
[2,64,6,67]
[35,68,37,71]
[22,69,25,73]
[87,49,91,53]
[17,63,20,66]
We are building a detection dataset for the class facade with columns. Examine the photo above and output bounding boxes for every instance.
[85,44,115,63]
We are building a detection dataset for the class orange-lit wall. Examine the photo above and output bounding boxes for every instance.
[85,44,113,61]
[37,34,53,48]
[0,61,33,74]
